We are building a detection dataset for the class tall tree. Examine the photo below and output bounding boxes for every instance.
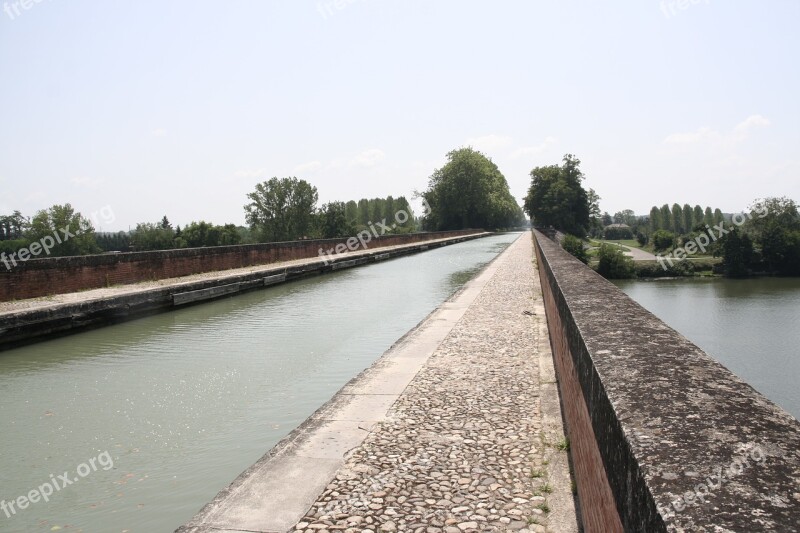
[682,204,694,235]
[672,203,684,234]
[318,202,355,238]
[704,206,714,226]
[424,147,522,231]
[27,204,99,256]
[0,210,28,241]
[660,204,672,232]
[524,154,591,235]
[649,206,661,234]
[746,197,800,275]
[693,205,704,230]
[587,189,601,220]
[244,177,319,242]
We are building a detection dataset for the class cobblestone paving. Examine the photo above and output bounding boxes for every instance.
[293,235,569,533]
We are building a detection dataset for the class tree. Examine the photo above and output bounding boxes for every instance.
[652,230,676,252]
[587,189,601,220]
[0,210,28,241]
[704,207,714,226]
[596,244,635,279]
[245,177,319,242]
[27,204,99,256]
[131,222,176,250]
[682,204,694,235]
[693,205,704,230]
[561,234,588,264]
[660,204,672,232]
[160,216,172,230]
[524,154,590,235]
[615,209,636,227]
[720,229,754,277]
[424,147,522,231]
[713,208,724,225]
[318,202,355,238]
[672,203,683,234]
[649,206,661,234]
[746,197,800,275]
[179,221,241,247]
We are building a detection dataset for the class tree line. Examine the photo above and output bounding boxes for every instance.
[1,204,100,257]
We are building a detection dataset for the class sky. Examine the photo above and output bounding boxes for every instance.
[1,0,798,232]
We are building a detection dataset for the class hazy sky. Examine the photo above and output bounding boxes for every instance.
[1,1,798,231]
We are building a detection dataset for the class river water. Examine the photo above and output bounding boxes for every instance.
[0,233,520,533]
[614,277,800,420]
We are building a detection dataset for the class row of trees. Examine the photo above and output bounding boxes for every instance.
[128,217,243,251]
[4,146,530,258]
[0,211,27,241]
[648,204,725,235]
[243,177,417,243]
[0,204,100,257]
[719,197,800,276]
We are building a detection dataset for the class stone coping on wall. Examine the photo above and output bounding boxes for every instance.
[533,229,800,532]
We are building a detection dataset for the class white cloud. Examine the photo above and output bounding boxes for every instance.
[293,161,322,175]
[731,114,771,142]
[350,148,385,168]
[464,134,513,153]
[663,115,770,145]
[663,127,719,144]
[234,168,267,179]
[512,136,558,158]
[151,128,168,137]
[70,176,104,189]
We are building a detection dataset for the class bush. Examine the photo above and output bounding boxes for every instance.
[652,230,676,252]
[596,244,635,279]
[561,234,588,264]
[634,258,720,278]
[0,238,30,255]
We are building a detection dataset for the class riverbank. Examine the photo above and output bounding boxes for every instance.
[178,233,579,533]
[0,232,489,349]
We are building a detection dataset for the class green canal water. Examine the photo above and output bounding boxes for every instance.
[0,233,520,533]
[614,277,800,420]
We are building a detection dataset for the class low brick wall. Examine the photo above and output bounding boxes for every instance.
[532,230,800,532]
[0,230,479,302]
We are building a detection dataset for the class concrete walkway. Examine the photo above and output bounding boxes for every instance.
[179,233,578,533]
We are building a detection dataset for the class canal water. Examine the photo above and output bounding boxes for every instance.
[614,277,800,420]
[0,233,521,533]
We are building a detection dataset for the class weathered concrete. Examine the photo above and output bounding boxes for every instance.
[0,232,489,350]
[178,232,579,533]
[533,229,800,532]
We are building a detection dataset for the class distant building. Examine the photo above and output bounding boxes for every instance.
[604,223,633,240]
